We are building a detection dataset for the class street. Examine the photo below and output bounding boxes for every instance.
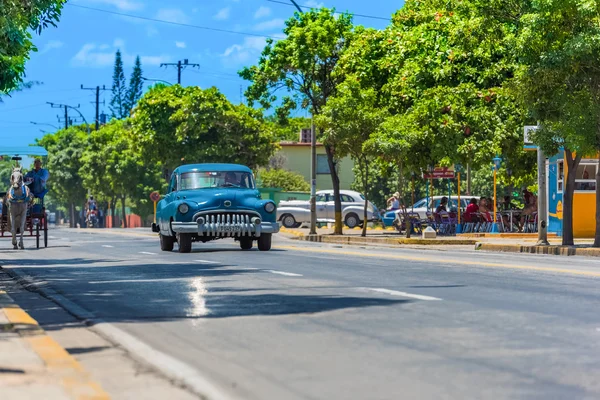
[2,228,600,400]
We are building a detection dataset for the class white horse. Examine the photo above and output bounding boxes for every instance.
[7,167,32,249]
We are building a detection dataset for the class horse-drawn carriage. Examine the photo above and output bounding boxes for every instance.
[0,147,49,249]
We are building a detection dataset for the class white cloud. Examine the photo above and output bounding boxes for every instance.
[254,6,271,19]
[75,0,144,11]
[253,18,285,31]
[156,8,190,24]
[175,41,186,49]
[71,40,171,68]
[222,37,266,65]
[213,7,231,21]
[40,40,64,54]
[305,0,324,7]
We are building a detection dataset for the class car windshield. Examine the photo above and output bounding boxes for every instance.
[179,171,255,190]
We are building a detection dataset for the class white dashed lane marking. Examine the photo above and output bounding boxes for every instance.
[365,288,442,301]
[266,270,303,277]
[139,251,157,255]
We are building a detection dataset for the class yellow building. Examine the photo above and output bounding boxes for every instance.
[275,142,355,190]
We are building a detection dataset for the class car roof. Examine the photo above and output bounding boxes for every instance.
[176,163,252,174]
[317,190,363,197]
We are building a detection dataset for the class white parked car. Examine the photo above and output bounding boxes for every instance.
[277,190,379,229]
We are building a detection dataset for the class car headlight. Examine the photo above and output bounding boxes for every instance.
[178,203,189,214]
[264,202,276,213]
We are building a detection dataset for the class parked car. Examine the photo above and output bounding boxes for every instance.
[277,190,379,229]
[381,195,481,227]
[152,164,279,253]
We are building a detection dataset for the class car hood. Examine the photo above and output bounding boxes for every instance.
[180,188,261,211]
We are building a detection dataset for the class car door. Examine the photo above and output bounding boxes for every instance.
[315,193,328,220]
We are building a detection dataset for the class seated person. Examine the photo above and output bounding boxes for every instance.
[465,198,479,222]
[24,158,50,199]
[435,196,448,213]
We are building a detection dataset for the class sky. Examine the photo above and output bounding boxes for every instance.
[0,0,404,148]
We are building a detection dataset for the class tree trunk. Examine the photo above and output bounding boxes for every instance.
[111,197,116,228]
[466,161,472,196]
[325,144,343,235]
[361,157,368,238]
[563,149,581,246]
[70,202,75,228]
[121,195,128,228]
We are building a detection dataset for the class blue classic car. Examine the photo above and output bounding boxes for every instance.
[152,163,279,253]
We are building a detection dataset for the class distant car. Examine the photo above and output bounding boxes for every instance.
[381,195,481,227]
[152,163,279,253]
[277,190,379,229]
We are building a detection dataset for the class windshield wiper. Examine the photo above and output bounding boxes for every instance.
[218,183,240,188]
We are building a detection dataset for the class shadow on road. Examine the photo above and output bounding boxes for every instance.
[1,260,410,327]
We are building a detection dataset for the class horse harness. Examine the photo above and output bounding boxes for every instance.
[9,185,31,204]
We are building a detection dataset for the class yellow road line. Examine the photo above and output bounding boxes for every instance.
[275,245,600,278]
[1,291,110,399]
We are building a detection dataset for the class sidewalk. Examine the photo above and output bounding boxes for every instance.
[0,275,109,400]
[280,226,600,256]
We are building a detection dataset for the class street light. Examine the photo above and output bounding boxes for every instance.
[492,155,502,233]
[455,164,463,233]
[30,121,59,130]
[142,77,173,86]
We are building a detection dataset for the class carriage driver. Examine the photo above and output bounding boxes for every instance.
[24,158,50,199]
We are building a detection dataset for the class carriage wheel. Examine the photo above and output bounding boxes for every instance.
[43,214,48,248]
[36,222,40,249]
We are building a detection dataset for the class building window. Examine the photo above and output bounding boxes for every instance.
[317,154,330,174]
[574,161,597,192]
[557,160,564,193]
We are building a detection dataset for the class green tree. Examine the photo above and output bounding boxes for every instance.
[37,126,89,227]
[240,8,355,235]
[0,0,65,93]
[110,50,127,119]
[266,116,311,141]
[258,168,310,192]
[516,0,599,245]
[131,85,277,174]
[318,80,387,236]
[80,119,166,227]
[125,56,144,114]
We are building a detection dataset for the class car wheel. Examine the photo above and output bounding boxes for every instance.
[345,213,360,229]
[178,233,192,253]
[240,237,253,250]
[160,234,175,252]
[257,233,272,251]
[281,214,297,229]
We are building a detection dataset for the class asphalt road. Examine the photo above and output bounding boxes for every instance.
[2,228,600,400]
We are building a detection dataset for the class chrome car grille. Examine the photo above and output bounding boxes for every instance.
[195,211,260,237]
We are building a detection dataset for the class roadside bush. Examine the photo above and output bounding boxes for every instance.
[258,168,310,192]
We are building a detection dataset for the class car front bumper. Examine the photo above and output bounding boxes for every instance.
[171,221,280,236]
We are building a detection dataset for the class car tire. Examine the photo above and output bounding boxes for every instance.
[178,233,192,253]
[345,213,360,229]
[281,214,298,229]
[257,233,272,251]
[240,237,253,250]
[160,234,175,252]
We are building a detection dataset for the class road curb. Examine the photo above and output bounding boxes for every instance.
[293,234,477,246]
[476,243,600,257]
[0,285,110,400]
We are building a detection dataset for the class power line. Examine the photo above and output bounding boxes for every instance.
[67,4,281,40]
[266,0,392,21]
[81,84,108,131]
[0,94,94,114]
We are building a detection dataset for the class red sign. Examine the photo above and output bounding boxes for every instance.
[422,166,455,179]
[150,191,161,202]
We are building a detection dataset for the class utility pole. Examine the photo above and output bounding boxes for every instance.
[537,147,549,245]
[47,102,91,135]
[289,0,317,235]
[81,85,108,131]
[160,59,200,85]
